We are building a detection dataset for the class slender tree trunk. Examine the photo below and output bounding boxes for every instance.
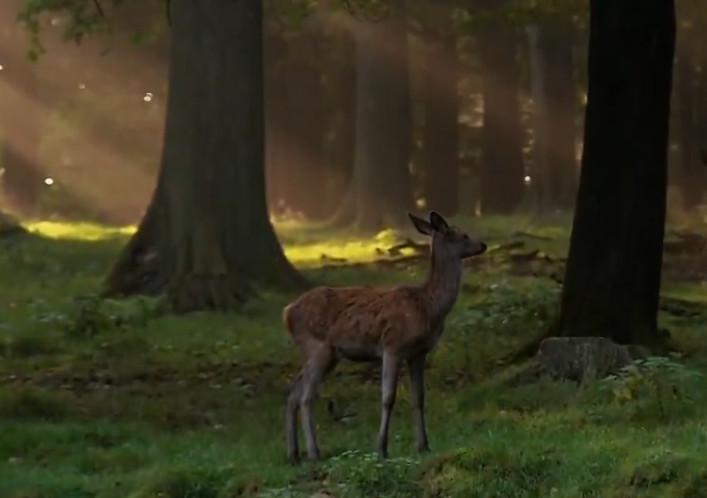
[103,0,303,312]
[542,17,578,209]
[422,35,460,216]
[280,33,327,220]
[556,0,676,347]
[526,25,550,211]
[326,31,356,214]
[332,3,414,232]
[0,18,44,217]
[478,26,525,215]
[676,23,703,209]
[264,32,288,217]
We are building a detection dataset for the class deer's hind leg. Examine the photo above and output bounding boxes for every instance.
[299,342,338,461]
[286,370,304,463]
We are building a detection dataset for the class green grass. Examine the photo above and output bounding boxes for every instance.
[2,214,707,497]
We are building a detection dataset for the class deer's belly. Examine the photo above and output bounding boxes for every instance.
[334,345,381,362]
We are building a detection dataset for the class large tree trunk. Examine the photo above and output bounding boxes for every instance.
[556,0,676,346]
[422,35,460,216]
[478,26,525,215]
[542,17,578,209]
[0,12,44,217]
[676,22,704,209]
[329,2,414,232]
[103,0,303,312]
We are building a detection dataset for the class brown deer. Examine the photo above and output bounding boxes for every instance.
[283,211,487,463]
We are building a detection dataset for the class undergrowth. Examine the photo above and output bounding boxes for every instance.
[1,215,707,497]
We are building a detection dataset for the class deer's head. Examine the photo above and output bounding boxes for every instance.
[408,211,487,260]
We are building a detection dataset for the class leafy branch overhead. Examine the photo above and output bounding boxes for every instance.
[17,0,168,59]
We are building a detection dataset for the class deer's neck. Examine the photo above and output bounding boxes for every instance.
[422,246,462,323]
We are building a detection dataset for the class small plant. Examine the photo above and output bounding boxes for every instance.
[42,295,166,339]
[602,354,704,420]
[324,450,421,497]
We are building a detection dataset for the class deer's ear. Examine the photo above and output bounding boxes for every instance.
[429,211,450,232]
[408,212,434,236]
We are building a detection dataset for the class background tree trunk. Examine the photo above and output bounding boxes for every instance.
[0,14,44,217]
[331,3,414,232]
[280,32,327,220]
[104,0,303,312]
[542,17,578,209]
[526,24,550,212]
[326,32,356,216]
[556,0,676,347]
[422,34,460,217]
[478,25,525,215]
[676,22,704,209]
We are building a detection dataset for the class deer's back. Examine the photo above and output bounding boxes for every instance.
[284,285,432,358]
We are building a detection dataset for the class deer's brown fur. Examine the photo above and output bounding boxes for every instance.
[284,211,487,463]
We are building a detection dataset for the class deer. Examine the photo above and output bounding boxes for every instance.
[283,211,487,463]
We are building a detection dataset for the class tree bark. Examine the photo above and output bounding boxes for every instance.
[556,0,676,346]
[676,22,704,209]
[478,25,525,215]
[103,0,303,312]
[422,35,460,216]
[0,14,44,217]
[329,2,414,233]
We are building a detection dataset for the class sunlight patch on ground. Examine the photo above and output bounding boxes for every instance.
[22,220,418,267]
[283,228,417,267]
[26,221,137,241]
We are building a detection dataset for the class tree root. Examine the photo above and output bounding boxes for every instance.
[506,336,652,386]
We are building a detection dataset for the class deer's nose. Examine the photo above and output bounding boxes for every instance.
[479,242,487,253]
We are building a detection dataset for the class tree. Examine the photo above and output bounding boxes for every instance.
[675,5,707,210]
[0,0,45,217]
[541,16,578,209]
[478,21,525,214]
[327,0,414,232]
[96,0,303,311]
[266,30,328,220]
[555,0,676,346]
[422,34,460,216]
[526,15,578,212]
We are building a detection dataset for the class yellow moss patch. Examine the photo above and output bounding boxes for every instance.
[26,221,136,241]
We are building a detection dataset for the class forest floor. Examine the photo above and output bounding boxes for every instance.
[2,214,707,497]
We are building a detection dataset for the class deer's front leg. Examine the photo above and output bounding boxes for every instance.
[407,354,430,453]
[377,351,400,460]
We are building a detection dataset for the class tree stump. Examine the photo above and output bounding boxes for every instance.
[510,336,651,385]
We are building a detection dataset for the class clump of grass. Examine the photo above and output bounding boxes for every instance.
[129,466,229,498]
[1,330,60,358]
[614,448,707,498]
[323,450,422,497]
[42,295,166,339]
[419,446,563,498]
[0,387,75,421]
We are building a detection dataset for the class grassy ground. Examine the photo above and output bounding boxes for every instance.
[2,215,707,497]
